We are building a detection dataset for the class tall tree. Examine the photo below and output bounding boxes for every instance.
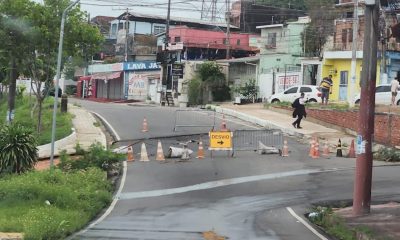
[1,0,103,132]
[301,0,337,58]
[0,0,33,123]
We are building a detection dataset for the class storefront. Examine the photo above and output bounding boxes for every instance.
[123,61,161,101]
[88,63,124,100]
[77,76,96,99]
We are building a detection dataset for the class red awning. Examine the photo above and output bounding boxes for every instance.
[91,71,122,80]
[79,76,91,81]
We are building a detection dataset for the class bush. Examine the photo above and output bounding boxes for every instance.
[212,84,231,102]
[58,143,124,172]
[374,147,400,162]
[0,124,38,174]
[0,168,112,239]
[188,77,202,105]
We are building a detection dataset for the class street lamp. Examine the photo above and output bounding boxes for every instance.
[49,0,80,169]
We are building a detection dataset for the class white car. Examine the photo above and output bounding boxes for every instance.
[268,85,322,104]
[354,84,400,105]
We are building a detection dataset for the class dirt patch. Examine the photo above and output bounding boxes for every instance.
[34,159,60,171]
[0,232,23,240]
[336,202,400,239]
[202,231,226,240]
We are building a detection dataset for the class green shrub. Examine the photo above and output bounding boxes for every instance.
[212,84,231,102]
[188,77,202,105]
[58,143,124,172]
[374,147,400,162]
[0,168,112,239]
[0,124,38,174]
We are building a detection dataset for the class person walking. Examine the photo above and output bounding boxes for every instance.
[390,75,400,106]
[320,75,333,105]
[292,92,307,129]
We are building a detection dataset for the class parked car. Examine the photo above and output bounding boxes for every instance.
[354,84,400,105]
[268,85,322,104]
[42,85,62,98]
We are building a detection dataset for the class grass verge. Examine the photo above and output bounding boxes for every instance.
[0,168,112,239]
[0,96,72,145]
[308,206,381,240]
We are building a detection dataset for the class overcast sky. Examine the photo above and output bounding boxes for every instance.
[33,0,227,21]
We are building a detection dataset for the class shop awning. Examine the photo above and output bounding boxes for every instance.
[91,71,122,80]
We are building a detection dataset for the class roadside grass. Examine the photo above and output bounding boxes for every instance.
[265,101,357,111]
[0,168,112,239]
[0,96,72,145]
[374,147,400,162]
[308,206,383,240]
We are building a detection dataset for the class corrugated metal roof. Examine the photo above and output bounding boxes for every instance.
[116,12,238,29]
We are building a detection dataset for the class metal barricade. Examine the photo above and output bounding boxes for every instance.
[233,129,283,155]
[173,109,216,131]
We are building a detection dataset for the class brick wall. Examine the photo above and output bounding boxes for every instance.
[275,106,400,147]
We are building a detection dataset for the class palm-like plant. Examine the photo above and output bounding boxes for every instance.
[0,124,38,174]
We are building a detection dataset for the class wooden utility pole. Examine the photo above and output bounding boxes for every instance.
[124,8,129,62]
[225,0,231,59]
[353,2,379,216]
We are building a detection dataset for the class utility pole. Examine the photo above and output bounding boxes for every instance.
[352,1,379,216]
[50,0,80,169]
[349,0,359,107]
[161,0,172,103]
[225,0,231,59]
[124,8,129,62]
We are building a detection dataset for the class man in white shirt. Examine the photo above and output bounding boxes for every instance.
[391,77,399,106]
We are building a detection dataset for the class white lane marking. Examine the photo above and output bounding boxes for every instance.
[286,207,329,240]
[74,161,128,237]
[90,111,121,141]
[118,168,341,200]
[72,112,127,237]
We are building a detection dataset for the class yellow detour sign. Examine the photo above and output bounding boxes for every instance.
[209,131,233,150]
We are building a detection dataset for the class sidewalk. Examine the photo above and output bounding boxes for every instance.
[37,104,106,159]
[213,103,356,153]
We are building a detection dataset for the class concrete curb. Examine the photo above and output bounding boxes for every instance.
[212,106,305,139]
[37,128,76,159]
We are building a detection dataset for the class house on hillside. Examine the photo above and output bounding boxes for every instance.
[256,17,310,97]
[230,1,306,33]
[321,0,400,102]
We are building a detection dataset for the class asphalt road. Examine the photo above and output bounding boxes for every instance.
[71,99,400,240]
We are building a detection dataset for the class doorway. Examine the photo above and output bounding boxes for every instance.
[339,71,348,101]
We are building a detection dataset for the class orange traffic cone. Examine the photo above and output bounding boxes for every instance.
[309,138,315,157]
[322,141,330,157]
[196,139,205,159]
[127,146,135,162]
[282,140,289,157]
[155,141,165,161]
[220,114,228,131]
[142,117,148,132]
[312,138,320,159]
[140,142,149,162]
[347,139,356,158]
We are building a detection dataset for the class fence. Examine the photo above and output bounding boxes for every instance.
[232,129,283,155]
[173,109,217,132]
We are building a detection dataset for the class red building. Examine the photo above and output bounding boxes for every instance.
[167,26,259,60]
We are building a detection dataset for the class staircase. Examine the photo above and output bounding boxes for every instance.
[166,92,174,106]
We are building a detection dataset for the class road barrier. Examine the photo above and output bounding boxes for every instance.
[173,109,217,131]
[232,129,283,156]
